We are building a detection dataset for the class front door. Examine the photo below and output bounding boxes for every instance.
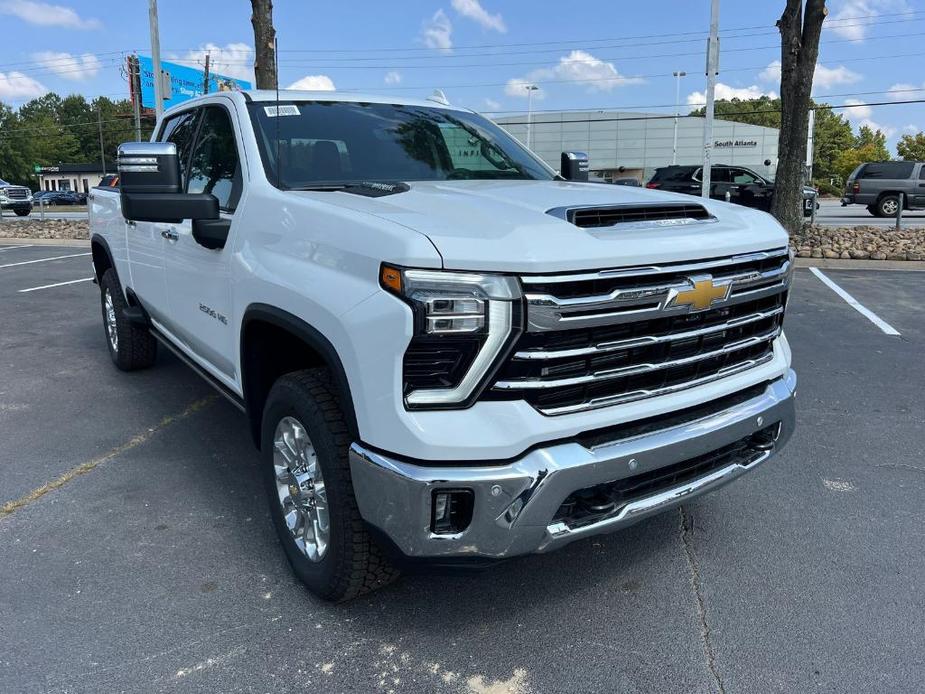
[163,104,242,386]
[126,108,200,323]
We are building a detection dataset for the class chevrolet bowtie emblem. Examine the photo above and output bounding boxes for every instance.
[668,276,730,311]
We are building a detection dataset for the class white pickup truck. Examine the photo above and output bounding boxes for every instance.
[89,90,796,601]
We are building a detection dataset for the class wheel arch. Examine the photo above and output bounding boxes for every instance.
[90,233,116,285]
[240,304,359,449]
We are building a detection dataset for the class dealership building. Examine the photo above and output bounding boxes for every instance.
[36,163,115,193]
[494,111,780,183]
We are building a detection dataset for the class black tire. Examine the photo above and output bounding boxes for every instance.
[14,208,30,217]
[261,369,399,602]
[99,268,157,370]
[875,195,900,218]
[867,204,878,217]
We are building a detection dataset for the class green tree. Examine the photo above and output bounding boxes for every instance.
[833,143,884,180]
[896,131,925,161]
[855,125,889,159]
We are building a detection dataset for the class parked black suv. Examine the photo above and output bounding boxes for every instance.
[647,164,817,216]
[841,161,925,217]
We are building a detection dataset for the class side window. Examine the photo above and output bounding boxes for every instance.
[861,162,915,179]
[710,168,731,183]
[731,169,760,185]
[919,165,925,180]
[159,110,200,190]
[187,106,242,211]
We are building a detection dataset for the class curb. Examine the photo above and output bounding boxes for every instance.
[794,257,925,271]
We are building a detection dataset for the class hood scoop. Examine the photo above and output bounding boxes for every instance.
[548,202,715,230]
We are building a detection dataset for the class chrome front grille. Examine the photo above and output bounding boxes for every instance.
[4,187,28,200]
[486,248,791,415]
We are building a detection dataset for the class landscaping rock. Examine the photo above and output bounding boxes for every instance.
[0,219,89,240]
[791,225,925,262]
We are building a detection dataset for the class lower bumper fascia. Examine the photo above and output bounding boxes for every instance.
[349,370,796,560]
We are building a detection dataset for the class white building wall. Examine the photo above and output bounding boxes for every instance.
[496,111,780,182]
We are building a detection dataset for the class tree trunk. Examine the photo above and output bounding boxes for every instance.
[250,0,277,90]
[771,0,827,233]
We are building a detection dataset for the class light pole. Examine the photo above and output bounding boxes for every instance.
[525,84,539,150]
[672,71,686,165]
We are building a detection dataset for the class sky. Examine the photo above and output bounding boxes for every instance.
[0,0,923,152]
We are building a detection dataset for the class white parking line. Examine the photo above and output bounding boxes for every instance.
[18,277,94,293]
[0,244,35,252]
[0,252,90,269]
[809,267,901,336]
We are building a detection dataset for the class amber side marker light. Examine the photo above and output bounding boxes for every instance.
[380,264,402,294]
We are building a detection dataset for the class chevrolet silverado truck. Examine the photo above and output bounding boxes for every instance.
[88,90,796,601]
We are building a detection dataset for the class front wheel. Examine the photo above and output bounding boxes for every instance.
[14,208,30,217]
[99,269,157,370]
[261,369,399,602]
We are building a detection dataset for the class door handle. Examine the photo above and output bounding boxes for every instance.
[161,228,179,241]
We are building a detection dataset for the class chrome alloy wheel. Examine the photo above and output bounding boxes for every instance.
[104,289,118,352]
[882,197,899,215]
[273,416,329,562]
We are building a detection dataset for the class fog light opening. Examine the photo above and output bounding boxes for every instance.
[431,489,475,535]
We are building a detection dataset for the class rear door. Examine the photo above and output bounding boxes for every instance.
[914,164,925,208]
[162,104,242,384]
[126,108,200,322]
[728,167,772,211]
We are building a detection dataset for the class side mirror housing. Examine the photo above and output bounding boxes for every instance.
[560,151,589,182]
[117,141,219,224]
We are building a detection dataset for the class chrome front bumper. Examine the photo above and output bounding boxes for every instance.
[349,370,796,559]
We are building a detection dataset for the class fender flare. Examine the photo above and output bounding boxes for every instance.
[240,303,359,444]
[89,233,117,285]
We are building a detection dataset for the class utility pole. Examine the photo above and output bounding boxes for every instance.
[130,54,142,141]
[701,0,720,199]
[202,53,211,95]
[525,84,539,150]
[149,0,164,119]
[672,70,687,165]
[97,106,106,174]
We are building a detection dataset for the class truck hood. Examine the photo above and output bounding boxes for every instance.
[304,180,789,273]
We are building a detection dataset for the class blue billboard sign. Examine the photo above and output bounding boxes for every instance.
[137,56,251,110]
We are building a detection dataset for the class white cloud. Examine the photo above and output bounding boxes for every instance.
[505,77,544,99]
[758,60,861,90]
[859,118,896,137]
[0,70,47,100]
[451,0,505,32]
[902,124,919,134]
[843,98,872,119]
[687,83,777,106]
[506,50,643,97]
[483,97,501,110]
[176,43,254,83]
[384,71,401,85]
[421,9,453,52]
[0,0,100,28]
[31,51,101,80]
[843,99,896,137]
[888,81,925,99]
[826,0,908,41]
[288,74,336,91]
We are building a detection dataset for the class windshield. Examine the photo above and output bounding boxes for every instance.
[0,179,9,186]
[247,101,554,188]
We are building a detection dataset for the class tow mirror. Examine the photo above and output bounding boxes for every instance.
[560,151,589,182]
[117,141,218,224]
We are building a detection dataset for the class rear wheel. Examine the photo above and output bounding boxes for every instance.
[866,204,878,216]
[14,208,29,217]
[261,369,399,602]
[876,195,900,217]
[99,269,157,370]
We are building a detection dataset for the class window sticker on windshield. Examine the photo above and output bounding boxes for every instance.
[264,105,300,117]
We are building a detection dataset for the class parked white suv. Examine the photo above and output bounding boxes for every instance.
[89,90,796,601]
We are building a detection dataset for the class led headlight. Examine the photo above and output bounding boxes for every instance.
[381,264,522,408]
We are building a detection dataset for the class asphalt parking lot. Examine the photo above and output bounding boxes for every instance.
[1,243,923,693]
